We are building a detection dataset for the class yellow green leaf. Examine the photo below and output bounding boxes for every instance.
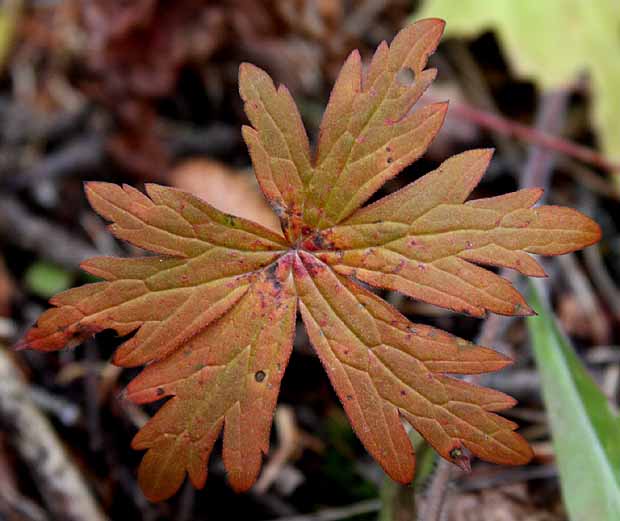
[417,0,620,188]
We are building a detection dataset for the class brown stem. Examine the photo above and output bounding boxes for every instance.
[419,459,454,521]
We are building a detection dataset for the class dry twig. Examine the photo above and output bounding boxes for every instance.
[0,347,107,521]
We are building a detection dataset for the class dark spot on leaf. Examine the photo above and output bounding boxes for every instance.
[272,202,285,217]
[255,370,266,382]
[346,394,353,400]
[156,387,165,396]
[265,262,281,291]
[312,233,328,250]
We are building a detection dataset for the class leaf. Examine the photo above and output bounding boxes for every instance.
[527,281,620,520]
[20,182,286,368]
[20,19,602,501]
[294,251,530,480]
[0,0,22,73]
[306,20,448,229]
[240,63,313,242]
[128,261,297,501]
[416,0,620,189]
[303,149,601,318]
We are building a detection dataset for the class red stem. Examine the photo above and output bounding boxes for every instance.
[442,100,620,174]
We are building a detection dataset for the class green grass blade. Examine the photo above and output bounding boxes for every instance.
[528,280,620,520]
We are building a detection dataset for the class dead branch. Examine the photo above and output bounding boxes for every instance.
[0,346,107,521]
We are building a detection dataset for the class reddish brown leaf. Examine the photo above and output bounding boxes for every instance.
[294,251,530,481]
[21,19,601,501]
[303,19,447,229]
[240,63,313,242]
[128,259,297,501]
[20,182,286,368]
[304,150,601,317]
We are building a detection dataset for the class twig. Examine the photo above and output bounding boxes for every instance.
[0,347,107,521]
[420,272,520,521]
[520,89,571,191]
[584,243,620,320]
[343,0,388,37]
[255,405,303,494]
[29,385,81,426]
[0,434,50,521]
[84,341,103,451]
[483,369,540,401]
[177,480,196,521]
[476,302,519,351]
[445,40,522,172]
[0,196,98,268]
[557,253,610,344]
[265,499,381,521]
[457,464,557,492]
[419,309,514,521]
[431,97,620,174]
[419,459,454,521]
[559,157,619,200]
[13,134,105,189]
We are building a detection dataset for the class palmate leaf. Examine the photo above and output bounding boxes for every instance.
[20,19,601,501]
[303,149,600,317]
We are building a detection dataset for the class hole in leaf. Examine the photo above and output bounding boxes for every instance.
[255,370,266,382]
[396,67,415,86]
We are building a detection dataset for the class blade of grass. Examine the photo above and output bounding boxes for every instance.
[528,280,620,521]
